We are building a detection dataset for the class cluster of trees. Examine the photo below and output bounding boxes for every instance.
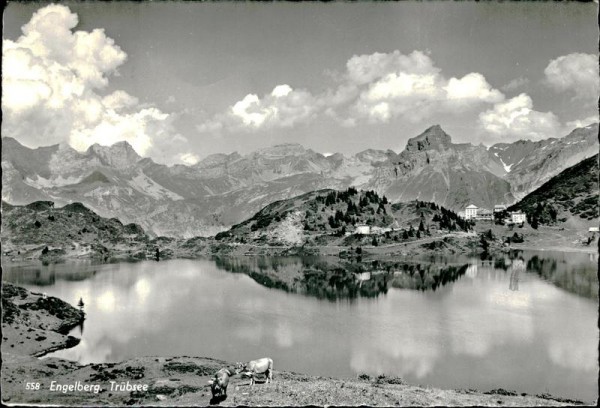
[432,207,472,231]
[525,202,558,229]
[307,188,392,232]
[479,229,494,253]
[509,154,597,224]
[504,232,524,244]
[571,195,597,219]
[494,209,509,225]
[401,224,425,240]
[328,210,348,229]
[415,200,438,210]
[321,187,365,206]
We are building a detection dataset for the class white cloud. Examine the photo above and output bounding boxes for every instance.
[565,115,599,130]
[445,73,504,104]
[231,94,268,127]
[478,93,562,143]
[544,53,599,100]
[501,76,529,92]
[345,50,440,85]
[102,90,139,110]
[69,106,169,155]
[199,84,319,132]
[2,4,185,163]
[197,50,505,131]
[271,84,293,97]
[348,51,504,124]
[180,152,200,165]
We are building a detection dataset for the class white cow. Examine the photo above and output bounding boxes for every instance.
[236,357,273,386]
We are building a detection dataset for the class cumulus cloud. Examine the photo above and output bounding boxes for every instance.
[544,53,599,100]
[345,50,440,85]
[500,76,529,92]
[198,84,319,133]
[191,49,582,144]
[478,93,562,142]
[445,73,504,104]
[347,51,505,124]
[2,4,184,162]
[198,50,505,131]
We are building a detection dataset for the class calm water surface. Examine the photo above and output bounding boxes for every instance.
[2,251,598,402]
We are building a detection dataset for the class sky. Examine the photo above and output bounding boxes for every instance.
[2,1,598,165]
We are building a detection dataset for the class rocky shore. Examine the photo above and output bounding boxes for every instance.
[0,283,589,406]
[1,283,84,358]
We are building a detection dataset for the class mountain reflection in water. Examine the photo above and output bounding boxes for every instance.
[213,256,469,300]
[476,249,598,300]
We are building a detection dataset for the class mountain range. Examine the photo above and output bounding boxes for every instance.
[2,123,597,237]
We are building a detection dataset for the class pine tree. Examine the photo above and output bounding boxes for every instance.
[328,215,336,228]
[530,215,539,229]
[480,234,489,252]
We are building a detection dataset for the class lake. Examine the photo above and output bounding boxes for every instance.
[2,250,598,402]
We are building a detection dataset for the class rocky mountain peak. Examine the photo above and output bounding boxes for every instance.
[255,143,308,157]
[1,137,22,149]
[86,141,141,169]
[564,122,599,141]
[195,152,242,169]
[355,149,390,163]
[405,125,453,152]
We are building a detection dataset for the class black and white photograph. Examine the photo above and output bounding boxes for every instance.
[1,1,598,406]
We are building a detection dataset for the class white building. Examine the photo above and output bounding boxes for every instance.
[355,225,370,235]
[355,272,371,281]
[370,226,392,235]
[511,211,526,224]
[494,205,507,213]
[465,204,478,220]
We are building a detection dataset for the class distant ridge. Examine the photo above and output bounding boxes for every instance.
[2,124,597,237]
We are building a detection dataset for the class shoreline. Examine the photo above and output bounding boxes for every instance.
[1,283,594,406]
[507,244,597,254]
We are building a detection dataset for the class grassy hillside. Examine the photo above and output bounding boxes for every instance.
[215,188,391,244]
[1,200,154,261]
[213,188,473,247]
[508,154,598,227]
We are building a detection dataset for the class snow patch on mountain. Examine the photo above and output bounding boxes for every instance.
[129,171,183,201]
[500,159,513,173]
[24,174,83,189]
[248,193,269,203]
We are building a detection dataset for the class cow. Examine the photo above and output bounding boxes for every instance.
[208,367,235,399]
[235,357,273,386]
